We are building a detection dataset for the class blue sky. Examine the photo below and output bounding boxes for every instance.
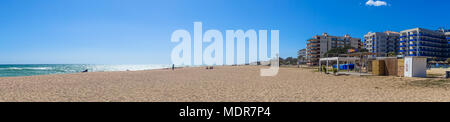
[0,0,448,64]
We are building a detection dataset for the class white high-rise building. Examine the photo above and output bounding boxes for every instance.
[399,28,449,60]
[363,31,400,57]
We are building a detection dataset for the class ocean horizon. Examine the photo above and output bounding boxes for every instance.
[0,64,173,77]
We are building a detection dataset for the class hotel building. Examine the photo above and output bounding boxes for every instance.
[364,31,400,57]
[306,33,362,65]
[446,32,450,58]
[399,28,449,60]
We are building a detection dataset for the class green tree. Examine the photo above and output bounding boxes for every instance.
[279,57,285,65]
[359,48,369,52]
[284,57,298,65]
[324,46,367,57]
[286,57,293,65]
[387,52,396,57]
[324,46,353,57]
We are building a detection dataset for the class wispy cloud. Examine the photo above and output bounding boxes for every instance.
[365,0,388,6]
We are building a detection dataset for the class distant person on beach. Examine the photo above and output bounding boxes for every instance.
[82,69,88,73]
[172,64,175,71]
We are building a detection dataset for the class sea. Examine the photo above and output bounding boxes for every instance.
[0,64,172,77]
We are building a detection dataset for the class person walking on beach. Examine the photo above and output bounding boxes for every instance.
[172,64,175,71]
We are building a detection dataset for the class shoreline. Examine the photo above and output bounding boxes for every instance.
[0,64,176,78]
[0,64,253,78]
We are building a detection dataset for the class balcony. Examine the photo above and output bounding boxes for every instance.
[416,43,446,48]
[308,42,320,45]
[414,52,445,57]
[308,51,319,54]
[419,33,446,39]
[307,39,319,43]
[417,39,447,44]
[308,47,320,50]
[307,44,320,47]
[308,46,320,48]
[419,48,445,52]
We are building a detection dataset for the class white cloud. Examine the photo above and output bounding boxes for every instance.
[365,0,387,6]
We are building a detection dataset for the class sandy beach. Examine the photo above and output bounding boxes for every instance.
[0,66,449,102]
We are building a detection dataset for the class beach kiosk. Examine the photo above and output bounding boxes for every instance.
[404,56,427,77]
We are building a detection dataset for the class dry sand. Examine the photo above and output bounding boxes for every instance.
[0,66,449,102]
[428,68,450,76]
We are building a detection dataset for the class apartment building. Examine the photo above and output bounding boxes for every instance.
[298,49,307,64]
[306,33,362,65]
[399,28,449,60]
[363,31,400,57]
[446,32,450,58]
[298,49,306,57]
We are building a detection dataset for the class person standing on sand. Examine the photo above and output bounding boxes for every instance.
[172,64,175,71]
